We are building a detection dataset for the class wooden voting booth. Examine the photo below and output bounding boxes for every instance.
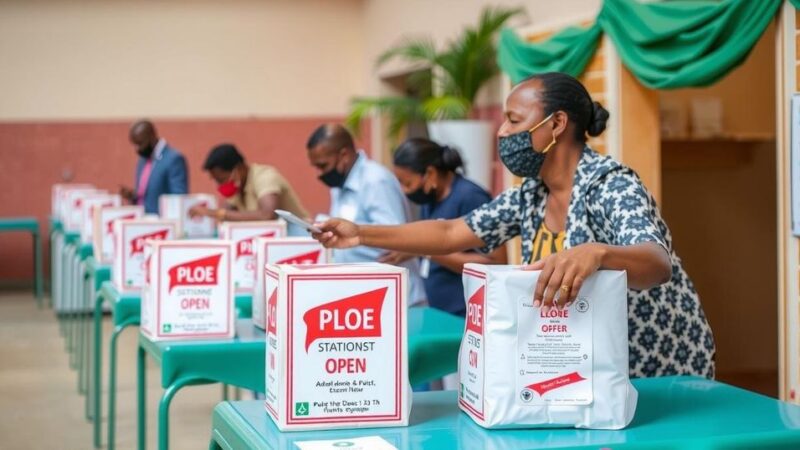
[507,9,790,400]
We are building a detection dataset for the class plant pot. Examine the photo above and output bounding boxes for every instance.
[427,120,494,191]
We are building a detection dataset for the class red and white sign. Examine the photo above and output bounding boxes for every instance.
[92,205,144,264]
[252,237,331,329]
[264,263,409,431]
[112,219,177,292]
[458,264,636,430]
[141,240,234,341]
[80,194,121,243]
[159,194,217,238]
[63,188,106,232]
[218,221,287,293]
[51,184,93,221]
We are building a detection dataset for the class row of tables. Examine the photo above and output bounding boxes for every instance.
[49,217,465,450]
[46,216,800,450]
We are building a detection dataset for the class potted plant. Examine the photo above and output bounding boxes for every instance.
[346,6,524,190]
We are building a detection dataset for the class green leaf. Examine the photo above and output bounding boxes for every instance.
[421,96,471,121]
[348,6,524,142]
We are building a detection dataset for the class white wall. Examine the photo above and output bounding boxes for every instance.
[0,0,603,120]
[0,0,365,120]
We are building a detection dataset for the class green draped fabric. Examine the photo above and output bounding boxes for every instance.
[497,24,602,83]
[498,0,795,89]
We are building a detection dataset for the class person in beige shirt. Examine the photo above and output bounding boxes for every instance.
[189,143,309,223]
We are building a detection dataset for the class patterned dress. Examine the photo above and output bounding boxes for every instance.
[464,147,715,378]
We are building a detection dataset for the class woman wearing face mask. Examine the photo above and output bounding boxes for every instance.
[314,72,715,378]
[189,143,309,227]
[384,138,507,317]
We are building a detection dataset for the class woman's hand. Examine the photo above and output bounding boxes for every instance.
[378,251,413,265]
[312,218,361,249]
[523,243,606,312]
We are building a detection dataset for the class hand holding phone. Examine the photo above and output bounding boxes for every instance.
[275,209,323,233]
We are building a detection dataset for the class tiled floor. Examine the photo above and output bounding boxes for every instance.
[0,290,227,449]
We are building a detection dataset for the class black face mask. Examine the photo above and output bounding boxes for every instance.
[406,185,437,205]
[137,143,155,159]
[318,168,347,188]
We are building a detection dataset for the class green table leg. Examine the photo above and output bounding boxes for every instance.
[92,292,104,448]
[78,267,90,395]
[137,345,146,450]
[33,230,43,306]
[59,246,71,338]
[86,272,103,424]
[157,377,211,450]
[107,317,139,450]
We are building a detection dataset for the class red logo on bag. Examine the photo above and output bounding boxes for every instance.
[236,231,277,258]
[267,288,278,335]
[466,285,484,335]
[276,249,322,265]
[302,287,386,351]
[107,213,137,234]
[526,372,586,396]
[167,253,222,292]
[130,229,170,255]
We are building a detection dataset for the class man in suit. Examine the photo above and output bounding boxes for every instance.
[120,120,188,214]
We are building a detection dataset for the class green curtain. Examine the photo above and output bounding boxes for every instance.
[498,0,795,89]
[497,23,602,84]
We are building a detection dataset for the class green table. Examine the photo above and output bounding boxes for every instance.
[96,283,253,450]
[0,217,43,305]
[136,307,464,450]
[210,376,800,450]
[137,319,264,450]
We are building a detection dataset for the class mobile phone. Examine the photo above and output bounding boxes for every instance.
[275,209,323,233]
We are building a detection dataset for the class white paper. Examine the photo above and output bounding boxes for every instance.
[295,436,397,450]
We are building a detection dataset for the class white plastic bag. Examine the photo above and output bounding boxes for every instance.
[459,264,637,429]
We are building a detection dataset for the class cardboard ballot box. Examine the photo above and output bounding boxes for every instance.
[264,263,410,431]
[64,188,106,232]
[112,218,178,292]
[92,205,145,264]
[80,194,121,243]
[218,221,287,293]
[252,237,331,329]
[51,183,93,221]
[159,194,217,238]
[141,240,235,341]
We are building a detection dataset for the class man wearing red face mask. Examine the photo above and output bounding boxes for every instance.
[189,143,308,228]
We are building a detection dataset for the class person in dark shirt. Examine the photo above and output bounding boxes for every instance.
[381,138,507,316]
